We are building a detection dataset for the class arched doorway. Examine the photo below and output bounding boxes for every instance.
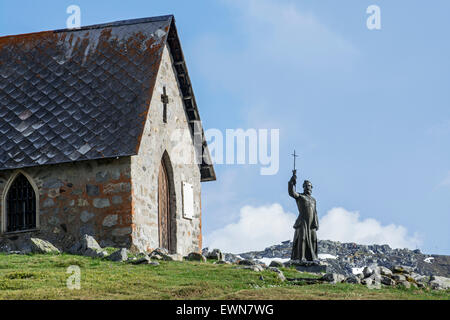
[158,153,176,252]
[5,173,37,232]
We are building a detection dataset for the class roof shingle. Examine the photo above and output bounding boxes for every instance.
[0,15,216,181]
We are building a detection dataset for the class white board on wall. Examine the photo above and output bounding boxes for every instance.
[182,181,194,220]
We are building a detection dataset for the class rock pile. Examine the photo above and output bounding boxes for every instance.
[320,265,450,290]
[229,240,450,278]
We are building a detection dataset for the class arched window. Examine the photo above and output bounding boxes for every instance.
[6,173,37,232]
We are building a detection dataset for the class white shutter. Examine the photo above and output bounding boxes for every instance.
[182,182,194,219]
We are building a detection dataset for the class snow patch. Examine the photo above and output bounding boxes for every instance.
[256,257,290,266]
[352,267,365,275]
[318,253,337,260]
[424,257,434,264]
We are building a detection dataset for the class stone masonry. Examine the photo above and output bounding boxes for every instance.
[130,43,202,254]
[0,44,203,256]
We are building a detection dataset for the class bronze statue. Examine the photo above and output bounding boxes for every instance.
[288,153,319,262]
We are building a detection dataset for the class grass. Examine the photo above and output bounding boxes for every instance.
[0,253,448,300]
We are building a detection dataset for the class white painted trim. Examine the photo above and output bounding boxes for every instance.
[1,170,40,234]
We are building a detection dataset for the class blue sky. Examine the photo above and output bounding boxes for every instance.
[1,0,449,254]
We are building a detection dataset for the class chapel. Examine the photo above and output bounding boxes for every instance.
[0,15,215,255]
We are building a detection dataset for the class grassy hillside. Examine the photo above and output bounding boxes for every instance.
[0,253,448,300]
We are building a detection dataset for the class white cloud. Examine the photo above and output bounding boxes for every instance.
[205,204,422,253]
[318,207,422,249]
[205,203,296,253]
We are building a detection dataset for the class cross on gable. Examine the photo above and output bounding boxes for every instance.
[161,86,169,123]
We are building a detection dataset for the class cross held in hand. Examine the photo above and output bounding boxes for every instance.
[291,150,299,172]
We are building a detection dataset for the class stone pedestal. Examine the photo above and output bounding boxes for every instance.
[284,260,328,273]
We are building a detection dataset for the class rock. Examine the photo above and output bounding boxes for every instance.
[29,238,60,254]
[393,265,413,275]
[379,266,393,277]
[149,248,173,261]
[223,239,449,280]
[238,259,257,266]
[102,215,118,227]
[392,274,407,282]
[284,260,329,273]
[429,276,450,290]
[269,260,284,268]
[206,249,223,261]
[107,248,128,262]
[73,234,108,258]
[132,255,159,266]
[361,278,373,286]
[269,267,286,281]
[214,260,231,265]
[186,252,207,262]
[321,273,345,284]
[242,265,264,272]
[412,274,430,285]
[68,242,82,254]
[80,211,94,223]
[363,266,374,278]
[381,275,396,286]
[345,276,360,284]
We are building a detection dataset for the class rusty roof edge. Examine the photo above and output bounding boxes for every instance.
[132,23,171,157]
[0,15,174,40]
[53,15,174,33]
[166,18,216,182]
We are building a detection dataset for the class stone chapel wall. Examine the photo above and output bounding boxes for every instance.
[0,157,133,249]
[130,44,202,255]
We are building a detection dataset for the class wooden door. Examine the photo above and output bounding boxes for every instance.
[158,160,171,251]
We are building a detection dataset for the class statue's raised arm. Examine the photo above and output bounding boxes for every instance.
[288,171,300,199]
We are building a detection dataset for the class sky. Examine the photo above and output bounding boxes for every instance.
[1,0,449,254]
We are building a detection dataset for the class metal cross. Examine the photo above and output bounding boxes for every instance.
[161,86,169,123]
[291,150,299,173]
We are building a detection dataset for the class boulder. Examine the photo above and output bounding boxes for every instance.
[238,259,257,266]
[269,260,284,268]
[321,273,345,284]
[70,234,108,258]
[381,275,396,286]
[107,248,128,262]
[149,248,173,261]
[392,265,413,275]
[131,255,159,266]
[152,247,169,256]
[345,276,360,284]
[362,266,374,278]
[429,276,450,290]
[186,252,207,262]
[361,277,373,286]
[239,265,264,272]
[269,267,286,281]
[206,249,223,261]
[379,266,393,277]
[214,260,231,265]
[392,274,407,282]
[30,238,61,254]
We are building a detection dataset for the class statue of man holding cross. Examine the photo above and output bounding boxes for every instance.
[288,151,319,262]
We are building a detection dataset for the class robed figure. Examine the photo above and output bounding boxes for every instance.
[288,173,319,261]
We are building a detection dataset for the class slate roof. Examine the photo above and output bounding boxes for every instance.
[0,15,215,181]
